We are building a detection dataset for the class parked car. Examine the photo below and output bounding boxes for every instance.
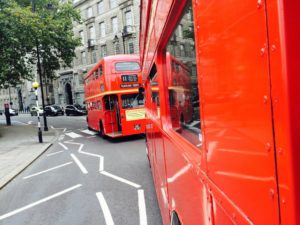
[9,108,18,116]
[30,106,44,116]
[65,104,87,116]
[44,105,64,116]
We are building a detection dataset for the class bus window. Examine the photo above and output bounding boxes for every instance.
[95,69,98,79]
[100,65,103,76]
[115,62,140,71]
[121,94,144,109]
[165,4,201,147]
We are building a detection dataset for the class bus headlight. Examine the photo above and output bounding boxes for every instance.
[134,124,141,130]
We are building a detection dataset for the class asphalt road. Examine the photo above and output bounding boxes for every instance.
[0,114,163,225]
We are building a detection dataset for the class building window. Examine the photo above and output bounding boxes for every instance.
[180,44,185,57]
[128,42,134,54]
[178,24,183,38]
[125,10,133,32]
[99,22,105,37]
[92,50,97,64]
[81,51,86,65]
[89,25,96,42]
[101,45,107,57]
[110,0,118,8]
[111,17,118,33]
[79,30,84,45]
[98,1,104,14]
[114,42,120,54]
[87,7,93,18]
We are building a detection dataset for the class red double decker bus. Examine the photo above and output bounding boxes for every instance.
[84,55,145,138]
[140,0,300,225]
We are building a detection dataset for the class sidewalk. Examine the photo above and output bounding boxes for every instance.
[0,124,58,189]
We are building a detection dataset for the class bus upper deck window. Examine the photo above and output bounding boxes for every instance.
[115,62,140,71]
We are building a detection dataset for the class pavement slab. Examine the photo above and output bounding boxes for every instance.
[0,124,58,189]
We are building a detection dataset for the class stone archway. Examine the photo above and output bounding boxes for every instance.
[65,83,73,105]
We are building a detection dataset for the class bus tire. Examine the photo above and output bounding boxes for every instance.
[99,121,104,137]
[170,211,181,225]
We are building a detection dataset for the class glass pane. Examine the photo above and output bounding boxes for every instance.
[121,94,144,109]
[165,0,201,147]
[115,62,140,71]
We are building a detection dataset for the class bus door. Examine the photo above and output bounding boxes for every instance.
[104,95,122,135]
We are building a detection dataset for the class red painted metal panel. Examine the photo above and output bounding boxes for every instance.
[140,0,300,224]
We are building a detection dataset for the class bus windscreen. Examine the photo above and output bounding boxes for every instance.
[115,62,140,71]
[121,94,144,109]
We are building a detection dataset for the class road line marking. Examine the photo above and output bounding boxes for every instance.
[23,162,73,179]
[50,125,54,129]
[138,189,148,225]
[0,184,82,221]
[70,154,88,174]
[64,140,81,145]
[87,136,96,139]
[47,151,64,157]
[63,128,67,132]
[28,121,33,125]
[81,129,97,135]
[99,157,104,172]
[100,171,141,188]
[58,142,68,150]
[96,192,114,225]
[58,135,65,141]
[77,145,105,172]
[65,132,83,139]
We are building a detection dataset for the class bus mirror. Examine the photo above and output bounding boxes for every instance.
[139,87,145,95]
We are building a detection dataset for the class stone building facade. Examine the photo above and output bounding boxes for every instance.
[54,0,140,106]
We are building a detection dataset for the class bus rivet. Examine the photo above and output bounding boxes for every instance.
[257,0,262,8]
[263,95,268,103]
[271,45,276,52]
[282,199,286,204]
[269,189,275,199]
[232,213,236,220]
[265,143,271,151]
[261,46,266,55]
[278,148,283,155]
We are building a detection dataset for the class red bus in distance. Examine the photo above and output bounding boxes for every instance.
[140,0,300,225]
[84,55,145,138]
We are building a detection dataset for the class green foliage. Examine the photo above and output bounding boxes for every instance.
[0,0,81,88]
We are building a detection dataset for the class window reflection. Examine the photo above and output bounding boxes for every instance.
[166,1,201,147]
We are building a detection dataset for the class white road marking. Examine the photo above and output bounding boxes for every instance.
[58,135,65,141]
[28,121,33,125]
[23,162,73,179]
[77,144,104,172]
[0,184,82,221]
[138,189,148,225]
[96,192,114,225]
[87,136,96,139]
[70,154,88,174]
[50,125,54,129]
[65,132,83,139]
[81,129,97,135]
[100,171,141,189]
[47,151,64,157]
[63,128,67,132]
[58,142,68,150]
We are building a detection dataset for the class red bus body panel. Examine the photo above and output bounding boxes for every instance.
[140,0,300,224]
[84,55,145,138]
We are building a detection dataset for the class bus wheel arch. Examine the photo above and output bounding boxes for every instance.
[170,211,182,225]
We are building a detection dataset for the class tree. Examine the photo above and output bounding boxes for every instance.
[0,0,81,88]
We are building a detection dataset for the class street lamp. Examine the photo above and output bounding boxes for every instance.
[32,81,43,143]
[31,0,49,131]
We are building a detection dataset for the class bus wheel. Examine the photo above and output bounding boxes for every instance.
[99,121,104,136]
[170,211,181,225]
